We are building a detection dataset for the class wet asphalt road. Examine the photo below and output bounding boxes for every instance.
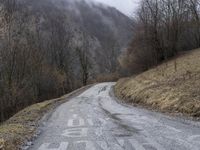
[29,83,200,150]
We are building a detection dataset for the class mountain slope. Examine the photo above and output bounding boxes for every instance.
[115,48,200,118]
[54,0,133,72]
[54,0,132,47]
[25,0,133,73]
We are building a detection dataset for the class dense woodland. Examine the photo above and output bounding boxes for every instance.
[0,0,76,121]
[120,0,200,73]
[0,0,132,122]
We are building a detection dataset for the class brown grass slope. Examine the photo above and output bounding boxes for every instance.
[0,85,92,150]
[115,48,200,118]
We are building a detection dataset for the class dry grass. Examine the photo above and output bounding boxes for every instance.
[95,73,121,83]
[0,85,92,150]
[115,48,200,117]
[0,98,67,150]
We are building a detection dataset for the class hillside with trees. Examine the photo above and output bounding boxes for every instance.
[0,0,132,122]
[115,0,200,117]
[120,0,200,74]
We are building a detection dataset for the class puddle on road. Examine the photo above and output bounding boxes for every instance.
[100,106,140,137]
[98,86,108,94]
[111,128,133,137]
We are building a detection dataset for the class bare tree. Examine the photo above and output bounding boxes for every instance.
[120,0,200,73]
[0,1,76,122]
[76,34,92,86]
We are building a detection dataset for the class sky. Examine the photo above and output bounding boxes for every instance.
[93,0,140,16]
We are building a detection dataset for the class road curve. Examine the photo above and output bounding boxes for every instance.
[28,83,200,150]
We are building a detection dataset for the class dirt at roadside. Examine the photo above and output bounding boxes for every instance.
[0,85,93,150]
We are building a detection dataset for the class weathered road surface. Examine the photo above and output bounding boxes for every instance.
[29,83,200,150]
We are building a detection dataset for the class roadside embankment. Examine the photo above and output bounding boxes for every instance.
[114,49,200,118]
[0,85,92,150]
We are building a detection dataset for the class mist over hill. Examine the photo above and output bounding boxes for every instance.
[23,0,133,72]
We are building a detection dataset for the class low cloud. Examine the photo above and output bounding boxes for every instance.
[92,0,140,16]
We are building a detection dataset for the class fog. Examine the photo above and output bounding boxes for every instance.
[92,0,140,16]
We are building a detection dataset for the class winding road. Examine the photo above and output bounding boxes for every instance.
[29,83,200,150]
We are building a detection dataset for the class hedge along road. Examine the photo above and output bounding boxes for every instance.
[28,83,200,150]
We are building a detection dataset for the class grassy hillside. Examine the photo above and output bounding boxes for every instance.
[115,48,200,118]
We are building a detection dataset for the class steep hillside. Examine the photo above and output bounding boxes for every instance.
[25,0,133,73]
[54,0,133,72]
[0,0,133,122]
[58,0,133,47]
[115,49,200,118]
